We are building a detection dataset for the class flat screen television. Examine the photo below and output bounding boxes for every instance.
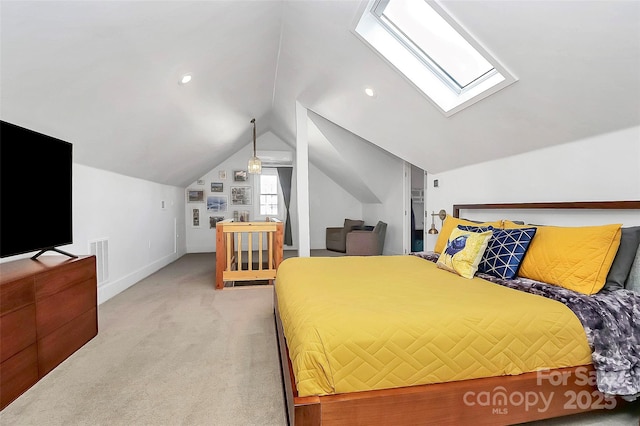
[1,120,76,259]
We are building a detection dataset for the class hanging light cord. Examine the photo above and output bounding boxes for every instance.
[251,118,256,156]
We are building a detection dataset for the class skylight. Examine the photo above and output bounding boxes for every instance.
[354,0,517,115]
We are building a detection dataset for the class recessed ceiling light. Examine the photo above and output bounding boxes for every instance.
[364,87,376,97]
[180,74,192,85]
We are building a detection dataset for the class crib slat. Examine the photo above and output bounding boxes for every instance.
[268,231,273,270]
[248,233,253,270]
[226,233,231,272]
[259,233,264,270]
[238,233,242,270]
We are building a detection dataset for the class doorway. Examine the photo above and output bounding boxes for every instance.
[410,165,426,252]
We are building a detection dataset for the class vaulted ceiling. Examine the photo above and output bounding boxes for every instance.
[2,1,639,187]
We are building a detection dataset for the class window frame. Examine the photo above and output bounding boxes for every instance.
[255,168,283,220]
[371,0,497,95]
[353,0,517,116]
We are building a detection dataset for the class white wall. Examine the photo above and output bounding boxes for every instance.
[309,162,363,249]
[306,112,407,254]
[424,126,640,250]
[184,128,393,254]
[1,164,186,305]
[361,154,406,255]
[296,103,311,256]
[185,131,295,252]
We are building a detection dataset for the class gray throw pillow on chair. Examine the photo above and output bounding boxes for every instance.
[344,218,364,232]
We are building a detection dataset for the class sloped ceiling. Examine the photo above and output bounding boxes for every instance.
[0,1,283,186]
[308,111,381,204]
[1,1,639,188]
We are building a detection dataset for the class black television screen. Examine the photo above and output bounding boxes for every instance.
[1,120,74,258]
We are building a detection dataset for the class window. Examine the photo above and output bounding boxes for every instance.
[354,0,517,115]
[259,169,279,216]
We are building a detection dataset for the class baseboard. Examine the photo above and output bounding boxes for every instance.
[97,252,178,304]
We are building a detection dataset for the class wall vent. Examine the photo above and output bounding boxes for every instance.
[257,150,293,165]
[89,238,109,285]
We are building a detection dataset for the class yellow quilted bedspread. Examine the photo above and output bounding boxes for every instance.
[275,255,592,397]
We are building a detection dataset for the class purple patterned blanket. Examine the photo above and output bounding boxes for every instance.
[412,251,640,401]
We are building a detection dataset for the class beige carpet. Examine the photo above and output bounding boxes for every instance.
[1,253,638,425]
[1,253,286,426]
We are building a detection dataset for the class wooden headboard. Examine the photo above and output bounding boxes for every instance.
[452,201,640,218]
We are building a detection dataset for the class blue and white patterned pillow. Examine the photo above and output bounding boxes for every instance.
[458,225,537,280]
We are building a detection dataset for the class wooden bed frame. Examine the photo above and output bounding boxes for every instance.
[274,200,640,426]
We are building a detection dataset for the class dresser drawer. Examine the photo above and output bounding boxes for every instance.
[35,258,96,299]
[36,278,96,337]
[0,276,35,316]
[38,307,97,377]
[0,343,38,410]
[0,304,36,363]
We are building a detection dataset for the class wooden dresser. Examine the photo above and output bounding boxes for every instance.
[0,255,98,410]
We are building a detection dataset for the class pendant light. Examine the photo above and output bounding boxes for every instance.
[248,118,262,174]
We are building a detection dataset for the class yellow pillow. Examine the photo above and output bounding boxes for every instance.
[501,220,535,229]
[434,216,501,254]
[436,228,493,279]
[518,223,622,294]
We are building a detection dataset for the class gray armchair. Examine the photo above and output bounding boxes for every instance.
[346,221,387,256]
[326,218,364,252]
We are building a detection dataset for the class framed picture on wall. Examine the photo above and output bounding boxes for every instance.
[209,216,225,229]
[211,182,223,192]
[187,189,205,203]
[191,208,201,228]
[207,195,228,212]
[219,170,227,180]
[233,170,247,181]
[233,210,250,222]
[231,186,252,205]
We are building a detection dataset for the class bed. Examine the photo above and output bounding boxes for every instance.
[274,201,640,425]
